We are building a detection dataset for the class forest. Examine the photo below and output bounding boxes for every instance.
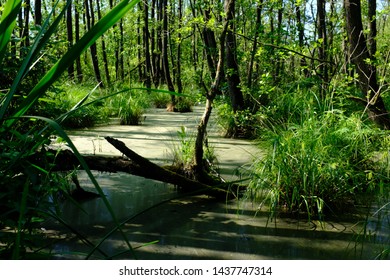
[1,0,390,259]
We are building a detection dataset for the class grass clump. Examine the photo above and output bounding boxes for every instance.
[249,90,390,220]
[105,90,151,125]
[170,126,218,178]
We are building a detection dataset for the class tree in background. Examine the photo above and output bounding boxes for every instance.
[344,0,390,129]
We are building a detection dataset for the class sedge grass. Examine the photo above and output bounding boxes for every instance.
[1,0,141,259]
[249,90,390,220]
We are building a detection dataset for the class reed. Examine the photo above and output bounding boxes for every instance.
[0,0,140,259]
[249,89,390,220]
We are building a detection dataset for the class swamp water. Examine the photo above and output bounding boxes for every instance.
[44,107,389,259]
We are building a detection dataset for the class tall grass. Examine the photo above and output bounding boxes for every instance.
[249,88,390,220]
[1,0,140,259]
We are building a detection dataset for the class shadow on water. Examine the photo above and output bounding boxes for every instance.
[43,171,389,260]
[43,107,389,260]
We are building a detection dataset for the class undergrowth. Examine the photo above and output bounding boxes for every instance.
[248,88,390,220]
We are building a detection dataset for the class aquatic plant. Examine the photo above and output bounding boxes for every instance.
[249,89,390,220]
[170,126,219,178]
[0,0,141,259]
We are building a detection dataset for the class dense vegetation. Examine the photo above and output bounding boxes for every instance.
[1,0,390,259]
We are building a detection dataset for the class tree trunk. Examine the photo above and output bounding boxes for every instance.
[344,0,390,129]
[176,0,183,94]
[296,2,308,76]
[66,2,75,80]
[367,0,377,58]
[150,0,158,86]
[118,20,125,81]
[247,0,263,89]
[317,0,328,96]
[162,0,176,107]
[97,0,111,85]
[194,0,233,179]
[38,140,234,198]
[137,4,143,82]
[85,0,104,87]
[75,0,83,82]
[143,0,152,90]
[202,7,218,80]
[225,0,244,112]
[34,0,42,26]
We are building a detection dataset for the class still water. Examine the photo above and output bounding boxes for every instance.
[43,107,389,259]
[44,171,389,260]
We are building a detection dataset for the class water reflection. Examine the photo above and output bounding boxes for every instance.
[58,171,177,226]
[48,171,389,260]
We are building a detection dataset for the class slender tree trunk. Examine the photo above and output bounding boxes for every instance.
[151,0,158,86]
[75,0,83,82]
[34,0,42,26]
[85,0,104,87]
[296,2,308,76]
[247,0,263,89]
[194,0,233,180]
[118,20,125,80]
[66,3,75,80]
[19,0,30,57]
[162,0,176,107]
[202,7,218,80]
[96,0,111,85]
[368,0,377,58]
[176,0,183,94]
[137,8,143,82]
[344,0,390,129]
[143,0,152,90]
[317,0,328,96]
[157,0,164,85]
[225,0,244,113]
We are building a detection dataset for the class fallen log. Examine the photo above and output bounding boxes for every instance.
[104,136,229,197]
[40,137,231,198]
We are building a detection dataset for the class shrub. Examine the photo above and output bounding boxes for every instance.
[215,102,266,138]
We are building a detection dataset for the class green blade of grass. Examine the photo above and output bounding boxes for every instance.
[6,0,140,126]
[22,115,135,257]
[0,0,71,119]
[0,0,22,65]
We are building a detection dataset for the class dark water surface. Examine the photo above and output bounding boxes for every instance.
[42,107,389,259]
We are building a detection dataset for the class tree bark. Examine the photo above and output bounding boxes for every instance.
[367,0,377,58]
[143,0,152,90]
[162,0,176,107]
[34,0,42,26]
[344,0,390,129]
[97,0,111,85]
[66,2,75,80]
[75,0,83,82]
[247,0,263,89]
[317,0,328,95]
[194,0,233,178]
[225,0,244,112]
[85,0,104,87]
[40,139,232,198]
[176,0,183,94]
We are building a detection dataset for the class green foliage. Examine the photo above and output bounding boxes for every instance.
[39,83,109,128]
[171,126,217,173]
[216,102,266,138]
[150,91,171,108]
[249,90,390,219]
[174,97,195,113]
[1,0,140,259]
[111,91,150,125]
